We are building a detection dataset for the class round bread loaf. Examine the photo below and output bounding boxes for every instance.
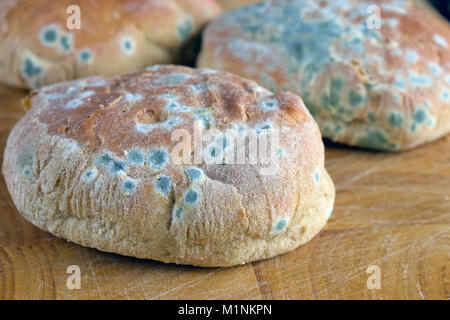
[2,65,335,267]
[0,0,221,89]
[198,0,450,151]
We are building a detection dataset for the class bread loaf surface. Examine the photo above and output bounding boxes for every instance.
[198,0,450,150]
[0,0,221,89]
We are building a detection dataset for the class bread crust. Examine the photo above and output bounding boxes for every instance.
[198,0,450,150]
[0,0,221,89]
[2,65,334,267]
[215,0,263,12]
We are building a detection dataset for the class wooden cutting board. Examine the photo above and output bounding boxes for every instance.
[0,81,449,300]
[0,0,449,300]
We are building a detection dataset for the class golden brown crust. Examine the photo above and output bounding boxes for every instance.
[2,65,335,267]
[0,0,221,89]
[198,0,450,150]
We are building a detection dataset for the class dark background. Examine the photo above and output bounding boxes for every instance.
[429,0,450,20]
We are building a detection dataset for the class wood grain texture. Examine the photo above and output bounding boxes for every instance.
[0,78,448,300]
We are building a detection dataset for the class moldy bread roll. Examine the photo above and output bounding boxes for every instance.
[2,65,335,267]
[198,0,450,151]
[0,0,221,89]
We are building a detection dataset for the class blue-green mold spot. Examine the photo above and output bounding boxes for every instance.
[394,76,406,90]
[23,168,31,177]
[62,90,94,109]
[111,160,127,174]
[177,19,193,41]
[17,147,34,177]
[392,93,401,103]
[256,122,273,134]
[83,168,98,182]
[264,101,275,108]
[97,153,113,166]
[323,125,333,136]
[405,50,418,63]
[304,100,320,117]
[135,117,180,133]
[331,78,343,91]
[388,111,403,128]
[166,117,181,127]
[220,134,230,149]
[321,78,345,116]
[86,79,108,87]
[259,123,272,130]
[41,26,58,44]
[17,147,33,170]
[123,178,137,194]
[166,101,179,112]
[65,142,78,154]
[173,207,183,220]
[160,73,190,84]
[367,112,377,123]
[64,99,83,109]
[313,170,320,186]
[277,148,285,159]
[166,101,190,113]
[185,189,198,205]
[194,108,213,129]
[442,89,450,102]
[155,176,172,195]
[206,136,227,164]
[121,36,135,55]
[429,63,442,75]
[433,34,448,47]
[343,37,364,54]
[23,58,42,77]
[409,74,432,87]
[149,149,169,169]
[349,90,365,106]
[445,75,450,85]
[60,34,73,51]
[358,129,396,150]
[261,99,278,110]
[146,64,161,71]
[414,108,427,124]
[45,92,67,100]
[272,218,289,234]
[186,167,203,181]
[128,149,144,165]
[79,49,93,62]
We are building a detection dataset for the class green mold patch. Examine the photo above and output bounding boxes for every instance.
[357,128,397,150]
